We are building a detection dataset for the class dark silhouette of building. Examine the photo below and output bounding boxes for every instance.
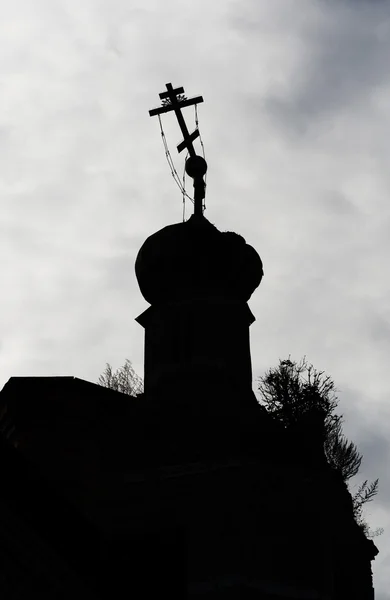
[0,209,378,598]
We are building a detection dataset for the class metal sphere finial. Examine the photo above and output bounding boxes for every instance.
[185,155,207,179]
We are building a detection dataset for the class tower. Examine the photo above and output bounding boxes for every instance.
[135,216,263,400]
[135,83,265,460]
[140,84,264,401]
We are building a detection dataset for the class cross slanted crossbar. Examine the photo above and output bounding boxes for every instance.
[149,83,203,157]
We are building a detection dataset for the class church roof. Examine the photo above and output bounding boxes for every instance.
[135,214,263,305]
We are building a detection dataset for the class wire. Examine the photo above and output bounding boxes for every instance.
[182,151,189,222]
[195,104,207,212]
[156,105,207,218]
[195,104,206,161]
[157,114,194,204]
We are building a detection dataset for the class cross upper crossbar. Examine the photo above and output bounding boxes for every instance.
[159,86,184,100]
[149,83,203,157]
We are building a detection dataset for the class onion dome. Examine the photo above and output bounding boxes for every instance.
[135,214,263,305]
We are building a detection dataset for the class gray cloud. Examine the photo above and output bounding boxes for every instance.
[260,1,390,134]
[0,0,390,594]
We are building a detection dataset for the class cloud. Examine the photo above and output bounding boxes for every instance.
[0,0,390,594]
[261,0,390,135]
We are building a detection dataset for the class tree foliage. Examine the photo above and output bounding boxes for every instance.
[352,479,382,537]
[257,357,381,538]
[257,358,338,428]
[324,416,362,482]
[98,359,143,397]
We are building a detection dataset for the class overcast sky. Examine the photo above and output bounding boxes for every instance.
[1,0,389,595]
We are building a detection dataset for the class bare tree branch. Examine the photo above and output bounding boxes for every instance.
[98,359,144,397]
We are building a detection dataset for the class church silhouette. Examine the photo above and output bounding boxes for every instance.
[0,84,378,598]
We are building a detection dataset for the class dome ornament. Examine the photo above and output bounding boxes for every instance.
[149,83,207,217]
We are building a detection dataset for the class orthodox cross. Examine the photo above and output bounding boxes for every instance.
[149,83,207,217]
